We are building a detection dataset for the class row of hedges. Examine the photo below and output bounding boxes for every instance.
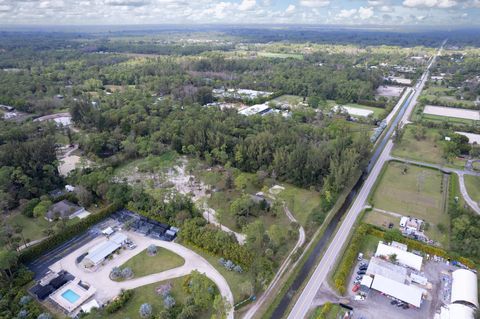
[332,224,369,295]
[105,289,133,314]
[315,302,333,319]
[366,225,475,269]
[19,203,120,263]
[357,99,387,109]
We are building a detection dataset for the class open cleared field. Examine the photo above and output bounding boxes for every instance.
[113,151,179,186]
[6,213,51,242]
[85,277,211,319]
[376,85,404,97]
[423,105,480,121]
[276,184,322,227]
[464,175,480,203]
[270,94,304,107]
[119,247,185,278]
[6,212,81,242]
[363,210,400,229]
[370,162,449,246]
[392,125,466,169]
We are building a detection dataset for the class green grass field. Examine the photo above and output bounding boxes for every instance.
[392,125,466,169]
[87,277,211,319]
[363,210,400,230]
[421,113,478,126]
[370,162,449,246]
[464,175,480,203]
[6,213,51,242]
[276,184,322,227]
[119,247,185,278]
[6,212,82,242]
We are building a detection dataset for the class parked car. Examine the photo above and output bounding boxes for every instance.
[403,305,410,309]
[391,300,398,305]
[356,275,363,280]
[359,265,368,271]
[357,270,366,275]
[352,284,360,292]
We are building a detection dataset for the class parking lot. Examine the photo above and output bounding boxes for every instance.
[28,209,176,279]
[345,257,457,319]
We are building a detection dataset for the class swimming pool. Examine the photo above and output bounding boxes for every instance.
[61,289,80,303]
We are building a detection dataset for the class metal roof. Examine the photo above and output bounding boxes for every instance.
[110,232,127,245]
[85,240,120,265]
[375,242,423,271]
[366,257,408,283]
[437,304,474,319]
[451,269,479,308]
[371,275,425,308]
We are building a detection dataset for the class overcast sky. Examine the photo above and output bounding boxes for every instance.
[0,0,479,26]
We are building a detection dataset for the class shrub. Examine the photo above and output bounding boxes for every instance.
[22,198,40,217]
[147,244,157,256]
[19,295,31,305]
[163,295,176,309]
[18,309,29,319]
[110,267,122,280]
[37,314,52,319]
[105,290,133,314]
[139,303,153,318]
[121,267,133,279]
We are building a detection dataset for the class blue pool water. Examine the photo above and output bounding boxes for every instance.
[61,289,80,303]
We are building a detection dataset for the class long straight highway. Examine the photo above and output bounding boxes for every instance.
[285,40,446,319]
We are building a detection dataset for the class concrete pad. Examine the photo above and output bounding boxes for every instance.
[424,105,480,120]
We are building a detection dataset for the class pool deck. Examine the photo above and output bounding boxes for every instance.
[49,279,96,313]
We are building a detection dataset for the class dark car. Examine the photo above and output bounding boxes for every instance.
[391,300,398,305]
[359,265,368,270]
[403,305,410,309]
[357,270,366,275]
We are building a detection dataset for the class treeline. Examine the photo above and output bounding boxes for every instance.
[93,41,236,56]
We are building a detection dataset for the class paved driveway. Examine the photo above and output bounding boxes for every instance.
[49,230,234,319]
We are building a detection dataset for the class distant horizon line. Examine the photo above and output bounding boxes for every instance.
[0,23,479,33]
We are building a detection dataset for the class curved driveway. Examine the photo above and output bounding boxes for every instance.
[49,230,234,319]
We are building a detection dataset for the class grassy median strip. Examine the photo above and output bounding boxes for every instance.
[260,173,362,319]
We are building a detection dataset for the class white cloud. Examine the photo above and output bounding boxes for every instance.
[358,6,374,19]
[299,0,330,8]
[402,0,459,8]
[238,0,256,11]
[285,4,295,13]
[338,8,357,18]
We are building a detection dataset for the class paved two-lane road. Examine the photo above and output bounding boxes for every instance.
[285,40,446,319]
